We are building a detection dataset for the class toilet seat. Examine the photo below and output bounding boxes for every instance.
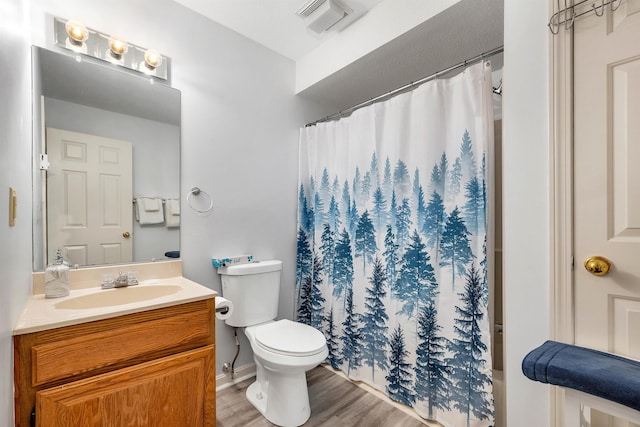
[254,319,326,357]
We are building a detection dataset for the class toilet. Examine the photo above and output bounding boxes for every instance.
[218,260,328,427]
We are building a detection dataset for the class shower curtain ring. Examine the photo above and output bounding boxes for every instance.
[593,0,605,17]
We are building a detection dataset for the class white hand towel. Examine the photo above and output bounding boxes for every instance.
[168,198,180,215]
[135,197,165,224]
[142,197,161,211]
[165,198,180,228]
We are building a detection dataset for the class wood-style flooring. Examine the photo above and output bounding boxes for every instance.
[216,366,430,427]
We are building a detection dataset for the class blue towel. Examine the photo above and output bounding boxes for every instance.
[522,340,640,412]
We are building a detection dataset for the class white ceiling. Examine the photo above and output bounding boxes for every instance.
[171,0,384,61]
[172,0,504,114]
[300,0,504,111]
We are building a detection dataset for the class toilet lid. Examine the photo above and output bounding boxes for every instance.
[255,319,326,357]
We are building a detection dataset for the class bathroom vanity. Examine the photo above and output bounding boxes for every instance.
[13,263,216,427]
[21,44,203,425]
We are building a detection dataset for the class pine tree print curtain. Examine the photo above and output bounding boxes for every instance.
[296,61,495,427]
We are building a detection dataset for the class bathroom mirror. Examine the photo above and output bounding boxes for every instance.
[32,46,181,271]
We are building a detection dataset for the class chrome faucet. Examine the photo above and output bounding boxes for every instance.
[115,272,129,288]
[101,271,138,289]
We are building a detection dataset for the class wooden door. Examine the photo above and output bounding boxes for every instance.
[47,128,133,266]
[35,346,215,427]
[574,2,640,425]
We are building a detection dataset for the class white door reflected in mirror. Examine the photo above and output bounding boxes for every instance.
[46,128,133,267]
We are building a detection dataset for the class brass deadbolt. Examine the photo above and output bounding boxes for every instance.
[584,256,611,276]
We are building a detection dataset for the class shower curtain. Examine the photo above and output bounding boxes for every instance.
[296,61,494,427]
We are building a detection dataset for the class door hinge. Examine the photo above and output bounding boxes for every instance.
[40,154,50,170]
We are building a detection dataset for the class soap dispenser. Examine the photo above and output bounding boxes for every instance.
[45,249,70,298]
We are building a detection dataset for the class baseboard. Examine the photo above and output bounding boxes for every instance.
[216,363,256,392]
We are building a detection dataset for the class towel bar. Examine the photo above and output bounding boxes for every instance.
[564,388,640,426]
[133,199,167,203]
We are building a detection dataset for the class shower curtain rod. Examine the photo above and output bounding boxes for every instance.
[305,45,504,127]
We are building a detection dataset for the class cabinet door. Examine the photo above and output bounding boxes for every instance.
[36,346,215,427]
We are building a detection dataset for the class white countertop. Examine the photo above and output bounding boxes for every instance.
[14,276,217,335]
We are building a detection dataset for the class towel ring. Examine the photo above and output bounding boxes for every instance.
[187,187,213,214]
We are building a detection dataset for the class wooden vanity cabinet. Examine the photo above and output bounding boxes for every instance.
[14,299,216,427]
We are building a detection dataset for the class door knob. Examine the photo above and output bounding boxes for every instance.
[123,231,131,238]
[584,256,611,276]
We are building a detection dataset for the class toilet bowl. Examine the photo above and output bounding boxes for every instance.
[217,260,328,426]
[244,319,328,427]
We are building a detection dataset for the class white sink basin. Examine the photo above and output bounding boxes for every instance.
[15,275,217,335]
[54,285,182,310]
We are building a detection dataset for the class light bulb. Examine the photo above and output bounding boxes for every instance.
[108,35,128,57]
[64,20,88,44]
[144,49,162,69]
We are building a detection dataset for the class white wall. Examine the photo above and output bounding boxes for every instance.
[0,1,34,425]
[26,0,332,381]
[503,0,552,425]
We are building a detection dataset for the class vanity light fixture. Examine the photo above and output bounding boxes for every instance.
[144,49,162,69]
[53,17,169,81]
[108,35,128,58]
[64,20,88,44]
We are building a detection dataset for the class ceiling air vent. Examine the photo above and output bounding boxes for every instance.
[296,0,352,33]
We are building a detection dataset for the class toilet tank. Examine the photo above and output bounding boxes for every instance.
[218,260,282,327]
